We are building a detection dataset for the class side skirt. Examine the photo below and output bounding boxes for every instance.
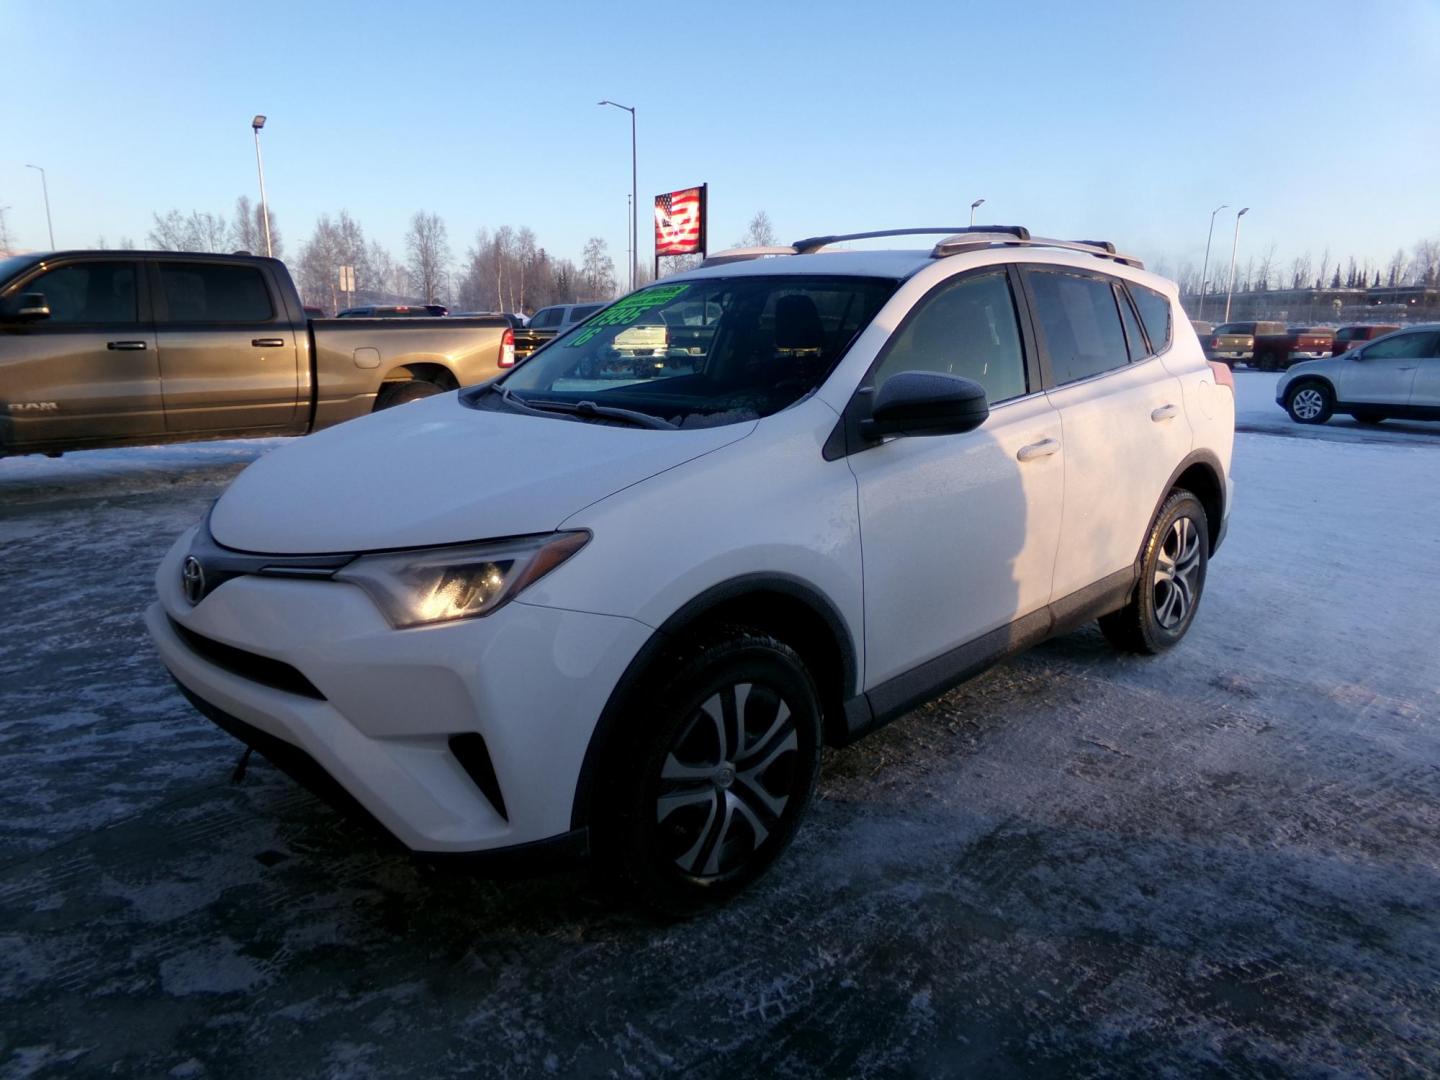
[838,567,1137,743]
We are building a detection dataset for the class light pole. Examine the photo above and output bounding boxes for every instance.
[598,100,637,292]
[251,115,273,258]
[1224,207,1250,322]
[970,197,985,226]
[25,165,54,249]
[1197,203,1227,320]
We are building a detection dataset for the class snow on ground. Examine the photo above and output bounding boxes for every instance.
[1,424,1438,1077]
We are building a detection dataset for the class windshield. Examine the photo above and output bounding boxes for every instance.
[487,275,897,428]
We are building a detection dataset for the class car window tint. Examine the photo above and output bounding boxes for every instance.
[1028,270,1129,384]
[1130,284,1172,352]
[15,262,137,323]
[159,263,273,323]
[871,270,1028,404]
[570,304,603,322]
[1115,286,1148,361]
[1364,332,1437,360]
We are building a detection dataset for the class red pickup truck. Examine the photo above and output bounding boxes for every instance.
[1251,327,1335,371]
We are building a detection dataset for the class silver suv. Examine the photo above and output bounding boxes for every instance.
[1277,325,1440,425]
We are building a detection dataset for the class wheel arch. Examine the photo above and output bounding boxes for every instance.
[568,573,858,832]
[1148,450,1227,559]
[381,360,459,390]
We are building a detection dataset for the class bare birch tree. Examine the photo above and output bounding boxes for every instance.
[405,211,450,303]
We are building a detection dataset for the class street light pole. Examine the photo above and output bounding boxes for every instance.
[970,197,985,226]
[1224,207,1250,322]
[599,100,637,292]
[1197,203,1227,321]
[251,115,273,258]
[25,165,54,249]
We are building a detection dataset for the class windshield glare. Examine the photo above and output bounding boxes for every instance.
[494,275,897,428]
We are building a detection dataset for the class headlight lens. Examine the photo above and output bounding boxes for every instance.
[334,531,589,628]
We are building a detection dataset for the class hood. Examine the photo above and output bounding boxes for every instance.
[210,393,754,553]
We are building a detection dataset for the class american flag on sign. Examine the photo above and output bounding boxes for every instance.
[654,186,704,255]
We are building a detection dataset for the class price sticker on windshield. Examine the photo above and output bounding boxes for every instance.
[565,284,691,346]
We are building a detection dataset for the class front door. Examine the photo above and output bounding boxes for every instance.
[1336,330,1434,407]
[0,258,160,451]
[848,266,1064,687]
[152,259,301,433]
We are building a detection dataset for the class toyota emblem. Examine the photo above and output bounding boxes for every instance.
[181,556,206,606]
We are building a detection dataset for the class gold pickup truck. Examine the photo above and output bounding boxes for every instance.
[0,251,515,457]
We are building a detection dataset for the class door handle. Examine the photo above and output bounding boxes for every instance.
[1017,438,1060,462]
[252,338,285,348]
[107,340,147,351]
[1151,404,1179,422]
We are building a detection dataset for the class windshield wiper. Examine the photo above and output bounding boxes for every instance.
[484,383,675,429]
[522,398,677,430]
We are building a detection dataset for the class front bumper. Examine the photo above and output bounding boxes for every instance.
[148,530,652,854]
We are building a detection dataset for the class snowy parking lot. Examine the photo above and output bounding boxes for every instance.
[2,386,1438,1077]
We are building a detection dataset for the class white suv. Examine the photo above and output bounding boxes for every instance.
[1276,324,1440,425]
[148,227,1235,911]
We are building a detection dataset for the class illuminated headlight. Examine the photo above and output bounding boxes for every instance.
[334,532,589,628]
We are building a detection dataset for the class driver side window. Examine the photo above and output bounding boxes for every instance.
[12,261,138,324]
[870,270,1028,404]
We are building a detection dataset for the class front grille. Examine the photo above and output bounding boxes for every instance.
[169,618,325,700]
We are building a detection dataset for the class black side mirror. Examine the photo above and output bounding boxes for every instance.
[860,371,990,440]
[13,293,51,320]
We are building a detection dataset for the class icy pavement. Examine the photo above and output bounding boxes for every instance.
[1,429,1438,1078]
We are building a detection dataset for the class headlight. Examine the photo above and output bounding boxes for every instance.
[334,531,589,629]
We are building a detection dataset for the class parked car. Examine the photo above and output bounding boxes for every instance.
[147,226,1235,911]
[1252,326,1334,370]
[336,304,449,318]
[1206,321,1285,365]
[1276,324,1440,425]
[513,302,605,360]
[0,251,513,457]
[1331,323,1400,356]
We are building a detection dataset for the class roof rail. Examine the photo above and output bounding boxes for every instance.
[932,233,1144,269]
[791,225,1030,255]
[699,245,798,267]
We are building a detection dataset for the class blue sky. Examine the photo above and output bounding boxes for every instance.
[3,0,1438,280]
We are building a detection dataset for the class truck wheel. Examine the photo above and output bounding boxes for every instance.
[375,380,443,411]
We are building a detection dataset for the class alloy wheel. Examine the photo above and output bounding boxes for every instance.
[1154,515,1203,630]
[654,681,799,878]
[1291,387,1325,420]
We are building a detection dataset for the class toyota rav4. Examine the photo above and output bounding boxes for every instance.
[148,226,1236,912]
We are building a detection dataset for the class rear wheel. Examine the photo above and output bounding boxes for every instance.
[375,379,443,410]
[1100,490,1209,655]
[1285,381,1333,424]
[595,629,822,915]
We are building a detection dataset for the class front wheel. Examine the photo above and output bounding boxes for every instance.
[1285,381,1333,424]
[1099,490,1209,655]
[596,630,822,915]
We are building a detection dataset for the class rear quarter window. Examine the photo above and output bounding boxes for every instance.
[1129,284,1172,353]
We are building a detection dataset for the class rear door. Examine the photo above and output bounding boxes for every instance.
[1392,332,1440,411]
[0,256,160,449]
[151,258,302,433]
[1336,330,1434,407]
[1022,266,1193,602]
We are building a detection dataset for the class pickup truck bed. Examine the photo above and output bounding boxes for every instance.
[1,251,512,457]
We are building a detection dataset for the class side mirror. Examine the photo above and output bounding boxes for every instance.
[13,293,51,320]
[860,371,990,440]
[1349,347,1366,360]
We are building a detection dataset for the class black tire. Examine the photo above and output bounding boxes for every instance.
[374,379,443,410]
[1254,348,1276,371]
[1285,380,1333,425]
[1099,490,1209,655]
[594,628,822,915]
[1352,411,1385,425]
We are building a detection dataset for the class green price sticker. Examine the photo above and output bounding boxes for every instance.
[565,284,692,346]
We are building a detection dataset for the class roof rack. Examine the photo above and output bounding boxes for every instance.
[695,227,1143,270]
[791,225,1029,255]
[931,233,1144,269]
